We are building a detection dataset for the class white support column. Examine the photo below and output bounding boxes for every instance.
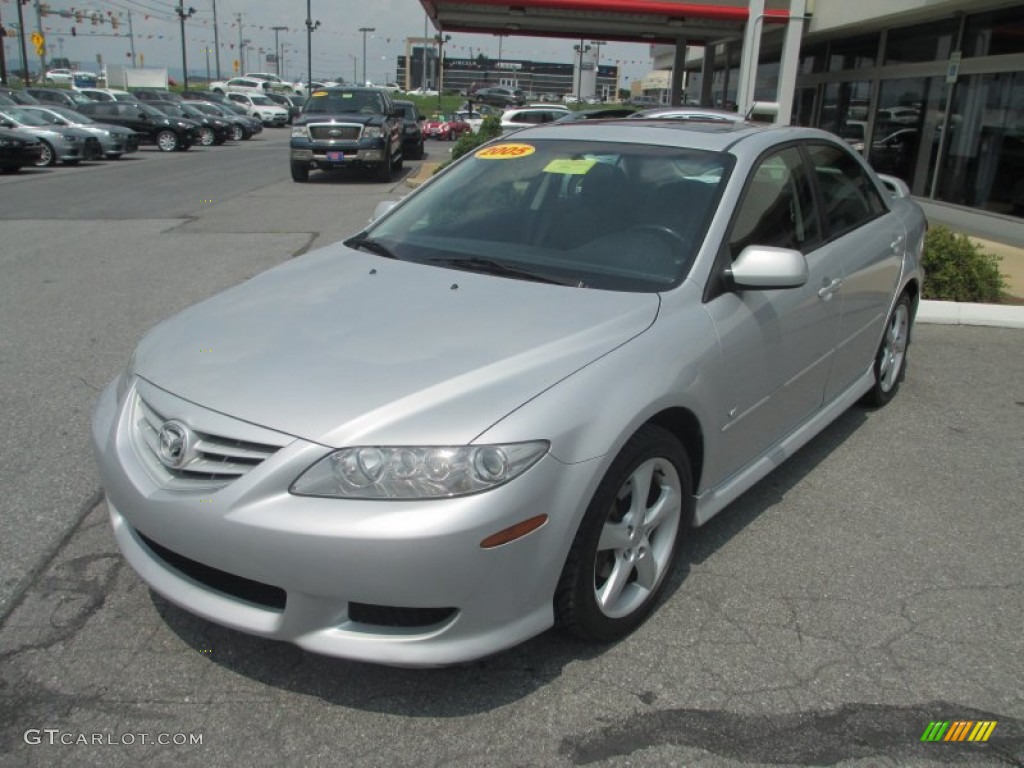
[735,0,765,116]
[774,0,806,125]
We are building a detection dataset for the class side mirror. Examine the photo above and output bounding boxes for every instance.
[727,246,808,290]
[876,173,910,198]
[370,200,398,222]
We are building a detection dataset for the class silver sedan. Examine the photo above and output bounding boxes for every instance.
[20,105,139,159]
[92,120,925,666]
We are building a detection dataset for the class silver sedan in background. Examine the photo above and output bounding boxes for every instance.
[92,120,925,667]
[20,105,140,159]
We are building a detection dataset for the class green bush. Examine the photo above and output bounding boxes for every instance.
[434,115,503,173]
[921,225,1006,303]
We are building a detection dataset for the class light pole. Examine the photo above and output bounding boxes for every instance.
[590,40,605,100]
[435,33,450,108]
[305,1,319,89]
[271,26,287,77]
[176,3,196,90]
[211,0,221,79]
[573,40,590,100]
[358,27,374,86]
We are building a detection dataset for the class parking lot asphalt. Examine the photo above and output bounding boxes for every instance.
[0,133,1021,767]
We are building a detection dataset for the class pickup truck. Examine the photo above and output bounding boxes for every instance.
[289,86,403,183]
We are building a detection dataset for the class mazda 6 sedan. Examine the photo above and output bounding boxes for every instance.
[93,120,925,667]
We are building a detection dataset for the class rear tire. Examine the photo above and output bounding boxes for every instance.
[862,292,912,407]
[555,425,691,642]
[291,162,310,182]
[230,124,244,141]
[197,127,216,146]
[375,149,393,182]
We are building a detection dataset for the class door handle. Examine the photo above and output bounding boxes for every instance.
[818,277,843,299]
[890,235,905,252]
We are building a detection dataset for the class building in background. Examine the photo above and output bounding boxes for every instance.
[649,1,1024,224]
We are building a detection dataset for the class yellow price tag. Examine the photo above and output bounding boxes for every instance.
[475,143,536,160]
[543,159,597,175]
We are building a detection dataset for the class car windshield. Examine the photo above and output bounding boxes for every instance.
[136,103,166,118]
[305,90,383,114]
[23,108,67,126]
[365,139,731,292]
[154,103,186,117]
[1,107,49,126]
[396,104,415,119]
[249,95,273,105]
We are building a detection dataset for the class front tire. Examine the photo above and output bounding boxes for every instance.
[35,140,56,167]
[375,148,393,182]
[290,162,309,182]
[556,425,691,642]
[156,130,179,152]
[862,292,912,407]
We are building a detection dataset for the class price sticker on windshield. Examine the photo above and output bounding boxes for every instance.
[476,143,535,159]
[543,159,596,175]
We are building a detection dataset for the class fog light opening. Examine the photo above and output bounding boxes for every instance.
[480,514,548,549]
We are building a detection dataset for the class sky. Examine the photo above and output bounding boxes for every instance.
[2,0,655,87]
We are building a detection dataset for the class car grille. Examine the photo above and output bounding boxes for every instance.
[309,123,362,141]
[83,137,103,160]
[130,391,284,491]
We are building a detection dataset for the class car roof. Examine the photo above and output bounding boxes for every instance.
[498,119,840,155]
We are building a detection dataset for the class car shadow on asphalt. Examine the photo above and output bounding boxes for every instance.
[302,165,416,186]
[155,405,871,715]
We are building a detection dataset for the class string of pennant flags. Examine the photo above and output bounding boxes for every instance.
[0,1,647,67]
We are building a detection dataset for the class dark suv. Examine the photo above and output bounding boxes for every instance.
[289,87,403,182]
[473,86,524,108]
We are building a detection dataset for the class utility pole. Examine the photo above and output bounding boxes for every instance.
[210,0,221,80]
[271,26,287,77]
[590,40,606,100]
[0,5,7,85]
[305,1,319,89]
[33,0,46,76]
[15,0,29,84]
[127,10,137,68]
[236,13,243,74]
[359,27,374,86]
[176,2,195,89]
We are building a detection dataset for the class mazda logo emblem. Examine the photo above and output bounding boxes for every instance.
[156,420,193,469]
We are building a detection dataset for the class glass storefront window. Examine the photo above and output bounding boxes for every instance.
[799,44,826,75]
[828,35,879,72]
[820,80,873,139]
[964,6,1024,58]
[870,77,947,196]
[934,72,1024,218]
[884,19,957,65]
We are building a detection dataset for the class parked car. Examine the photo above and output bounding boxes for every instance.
[131,89,181,103]
[393,99,425,160]
[473,86,524,108]
[25,87,95,110]
[225,92,289,126]
[628,107,748,123]
[422,112,472,141]
[0,127,44,172]
[92,120,925,667]
[555,108,636,122]
[263,92,303,124]
[243,73,297,93]
[20,105,140,159]
[218,101,264,135]
[180,90,232,106]
[78,88,136,102]
[0,106,103,165]
[76,101,200,152]
[289,86,403,182]
[148,101,232,146]
[43,68,74,85]
[186,101,256,141]
[210,77,269,95]
[0,86,40,105]
[500,107,574,133]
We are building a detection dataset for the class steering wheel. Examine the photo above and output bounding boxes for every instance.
[626,224,690,250]
[622,224,693,274]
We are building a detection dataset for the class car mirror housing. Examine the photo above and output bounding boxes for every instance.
[728,246,809,291]
[370,200,399,222]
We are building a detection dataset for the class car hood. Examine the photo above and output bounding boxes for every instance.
[296,113,382,126]
[133,246,659,448]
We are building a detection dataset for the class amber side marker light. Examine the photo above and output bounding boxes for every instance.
[480,514,548,549]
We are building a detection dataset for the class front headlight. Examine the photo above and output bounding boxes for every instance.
[61,133,82,142]
[291,441,548,499]
[291,125,309,138]
[363,125,383,139]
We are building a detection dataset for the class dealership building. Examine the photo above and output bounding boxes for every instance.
[422,0,1023,237]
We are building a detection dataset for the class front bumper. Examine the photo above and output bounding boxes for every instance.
[92,377,595,666]
[291,141,387,169]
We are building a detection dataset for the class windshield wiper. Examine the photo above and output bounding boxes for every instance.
[344,235,399,260]
[424,256,584,287]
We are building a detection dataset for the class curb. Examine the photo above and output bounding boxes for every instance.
[917,300,1024,329]
[406,162,441,188]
